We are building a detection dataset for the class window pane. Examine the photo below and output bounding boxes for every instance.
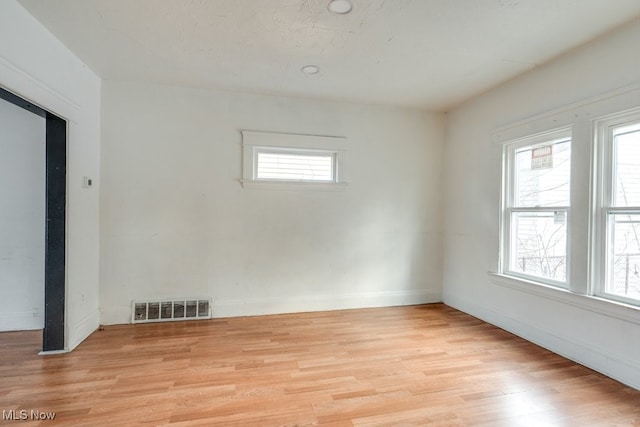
[514,139,571,207]
[607,213,640,302]
[613,124,640,207]
[257,152,334,181]
[511,211,567,282]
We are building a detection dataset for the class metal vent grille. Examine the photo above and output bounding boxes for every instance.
[131,298,211,323]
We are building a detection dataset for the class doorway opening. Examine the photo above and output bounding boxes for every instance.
[0,86,66,352]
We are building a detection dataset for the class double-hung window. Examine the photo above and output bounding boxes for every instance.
[498,94,640,311]
[595,112,640,305]
[502,129,572,286]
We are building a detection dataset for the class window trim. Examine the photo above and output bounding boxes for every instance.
[241,130,348,191]
[491,83,640,313]
[490,272,640,325]
[500,127,573,288]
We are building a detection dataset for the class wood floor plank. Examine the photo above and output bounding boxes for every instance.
[1,303,639,426]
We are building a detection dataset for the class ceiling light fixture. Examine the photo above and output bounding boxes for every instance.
[328,0,353,14]
[301,65,320,74]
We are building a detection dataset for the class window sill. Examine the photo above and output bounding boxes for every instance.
[240,179,348,191]
[489,272,640,325]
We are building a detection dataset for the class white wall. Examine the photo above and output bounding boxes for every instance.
[0,99,45,331]
[0,0,101,350]
[443,18,640,389]
[100,80,444,324]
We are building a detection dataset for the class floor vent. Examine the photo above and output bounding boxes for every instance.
[131,298,211,323]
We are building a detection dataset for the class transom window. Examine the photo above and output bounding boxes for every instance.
[241,130,347,190]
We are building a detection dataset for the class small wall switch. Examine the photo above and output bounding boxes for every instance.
[82,176,93,188]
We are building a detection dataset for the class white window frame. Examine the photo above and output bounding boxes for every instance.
[492,86,640,320]
[241,130,348,191]
[500,127,572,288]
[593,108,640,306]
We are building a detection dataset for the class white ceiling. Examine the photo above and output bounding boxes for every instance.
[17,0,640,111]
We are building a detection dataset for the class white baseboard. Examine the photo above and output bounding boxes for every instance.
[99,305,131,326]
[443,293,640,391]
[66,309,100,351]
[212,289,441,318]
[39,349,69,356]
[99,289,441,325]
[0,312,43,332]
[0,310,99,352]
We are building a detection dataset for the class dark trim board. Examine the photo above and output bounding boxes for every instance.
[0,86,67,352]
[0,87,47,119]
[43,114,66,351]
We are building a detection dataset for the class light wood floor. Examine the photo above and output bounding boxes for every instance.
[1,304,639,426]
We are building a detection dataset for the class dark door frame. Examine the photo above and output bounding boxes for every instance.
[0,86,66,352]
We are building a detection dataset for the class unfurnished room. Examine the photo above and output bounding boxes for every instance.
[1,0,640,425]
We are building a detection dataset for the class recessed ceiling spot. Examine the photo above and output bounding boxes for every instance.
[301,65,320,75]
[328,0,353,14]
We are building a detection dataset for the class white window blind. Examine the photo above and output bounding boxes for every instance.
[241,130,347,190]
[256,151,335,182]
